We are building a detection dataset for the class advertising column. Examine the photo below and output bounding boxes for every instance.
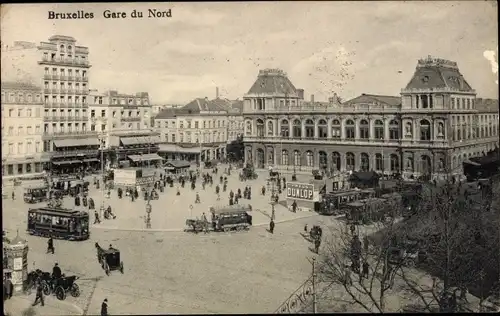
[286,182,319,212]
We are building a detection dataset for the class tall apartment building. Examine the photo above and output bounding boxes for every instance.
[1,82,47,178]
[242,61,498,182]
[2,36,100,174]
[88,90,160,167]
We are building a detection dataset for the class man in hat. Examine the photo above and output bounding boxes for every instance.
[47,235,55,254]
[269,219,275,234]
[101,298,108,316]
[32,280,45,306]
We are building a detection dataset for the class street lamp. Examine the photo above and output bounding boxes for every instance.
[99,134,105,218]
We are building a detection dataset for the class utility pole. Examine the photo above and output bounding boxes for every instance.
[312,257,317,314]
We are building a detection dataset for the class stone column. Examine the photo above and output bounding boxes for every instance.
[301,121,306,139]
[314,121,319,139]
[4,234,29,294]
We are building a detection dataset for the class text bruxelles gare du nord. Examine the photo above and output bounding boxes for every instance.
[47,9,172,20]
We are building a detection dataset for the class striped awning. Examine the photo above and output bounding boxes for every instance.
[121,136,160,146]
[128,153,164,162]
[53,138,99,147]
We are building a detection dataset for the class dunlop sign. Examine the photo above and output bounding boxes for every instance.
[286,183,314,201]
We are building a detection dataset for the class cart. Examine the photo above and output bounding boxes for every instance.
[95,242,124,275]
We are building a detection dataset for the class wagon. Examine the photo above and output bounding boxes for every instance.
[95,242,124,275]
[41,275,80,300]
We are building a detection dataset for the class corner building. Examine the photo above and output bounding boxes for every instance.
[243,61,498,181]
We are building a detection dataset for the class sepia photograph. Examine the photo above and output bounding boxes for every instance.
[1,1,499,315]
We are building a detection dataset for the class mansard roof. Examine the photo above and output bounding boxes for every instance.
[404,56,473,92]
[247,69,298,96]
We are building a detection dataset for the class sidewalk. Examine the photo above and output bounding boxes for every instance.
[4,295,83,316]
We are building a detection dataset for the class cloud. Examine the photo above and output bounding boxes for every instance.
[483,50,499,84]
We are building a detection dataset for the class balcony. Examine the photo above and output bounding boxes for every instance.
[60,76,67,81]
[75,77,81,82]
[43,130,98,138]
[44,88,51,94]
[38,57,90,68]
[43,74,52,80]
[51,149,99,158]
[67,76,74,81]
[75,46,89,54]
[82,89,89,95]
[59,88,67,94]
[82,77,88,82]
[121,116,141,122]
[244,136,403,148]
[67,89,75,94]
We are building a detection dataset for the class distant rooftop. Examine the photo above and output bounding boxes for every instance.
[48,35,76,42]
[155,97,243,119]
[475,98,499,113]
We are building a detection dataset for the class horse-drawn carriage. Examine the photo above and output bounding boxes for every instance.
[26,269,80,300]
[185,219,208,233]
[240,163,258,180]
[95,242,124,275]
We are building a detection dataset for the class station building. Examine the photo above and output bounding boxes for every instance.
[242,59,499,181]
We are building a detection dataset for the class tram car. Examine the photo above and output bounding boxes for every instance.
[27,207,90,241]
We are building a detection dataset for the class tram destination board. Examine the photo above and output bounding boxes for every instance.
[286,183,314,201]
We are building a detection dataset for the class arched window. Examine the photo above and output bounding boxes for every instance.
[359,119,369,139]
[318,119,328,139]
[67,45,72,52]
[346,152,355,170]
[281,119,289,138]
[390,154,399,172]
[319,151,327,169]
[306,151,314,167]
[293,119,302,138]
[420,119,431,141]
[331,119,341,139]
[389,120,399,140]
[374,120,384,140]
[281,150,289,165]
[421,155,431,174]
[293,150,301,166]
[245,121,252,136]
[375,153,383,171]
[345,120,355,140]
[332,152,341,171]
[256,119,264,137]
[267,121,274,136]
[405,156,414,172]
[360,153,370,171]
[305,119,314,138]
[60,44,65,51]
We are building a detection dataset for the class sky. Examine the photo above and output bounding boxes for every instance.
[1,1,498,104]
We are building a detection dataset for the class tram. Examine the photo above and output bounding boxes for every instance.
[27,207,89,241]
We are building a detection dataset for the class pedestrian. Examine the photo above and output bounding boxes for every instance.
[47,236,54,254]
[362,260,369,279]
[314,238,321,254]
[350,224,356,235]
[269,219,275,234]
[32,280,45,306]
[261,186,266,196]
[304,224,308,233]
[94,210,101,224]
[292,201,297,213]
[101,298,108,316]
[4,275,12,299]
[11,191,15,200]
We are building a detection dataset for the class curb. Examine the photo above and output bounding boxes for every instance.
[91,213,320,233]
[5,295,84,315]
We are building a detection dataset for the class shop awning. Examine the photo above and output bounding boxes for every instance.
[121,136,160,146]
[128,153,164,162]
[82,158,100,163]
[158,144,201,154]
[53,138,99,147]
[52,160,82,165]
[164,160,191,169]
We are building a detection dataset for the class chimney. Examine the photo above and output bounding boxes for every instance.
[216,87,219,99]
[311,94,315,103]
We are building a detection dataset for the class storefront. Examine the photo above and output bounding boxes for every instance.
[163,160,192,175]
[50,138,100,175]
[286,182,321,212]
[115,136,160,165]
[127,153,164,168]
[2,155,51,180]
[158,144,201,162]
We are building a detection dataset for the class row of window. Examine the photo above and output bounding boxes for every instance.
[156,119,228,129]
[1,93,42,104]
[451,125,498,141]
[451,114,498,123]
[42,53,87,63]
[248,119,438,140]
[3,162,44,176]
[2,107,42,118]
[163,131,226,143]
[451,97,474,110]
[44,95,87,104]
[90,96,149,106]
[44,67,87,77]
[251,98,299,110]
[89,109,149,118]
[3,141,42,155]
[43,122,87,134]
[44,81,87,90]
[256,150,444,173]
[2,125,42,136]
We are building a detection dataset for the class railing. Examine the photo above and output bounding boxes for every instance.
[67,76,74,81]
[51,149,99,158]
[43,75,52,80]
[75,90,82,95]
[82,77,88,82]
[245,136,401,146]
[38,58,90,67]
[75,77,81,82]
[67,89,74,94]
[82,89,89,94]
[43,130,98,137]
[74,46,89,54]
[43,88,51,94]
[122,117,141,122]
[242,105,400,114]
[59,88,67,94]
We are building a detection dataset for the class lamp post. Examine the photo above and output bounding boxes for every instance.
[99,134,105,218]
